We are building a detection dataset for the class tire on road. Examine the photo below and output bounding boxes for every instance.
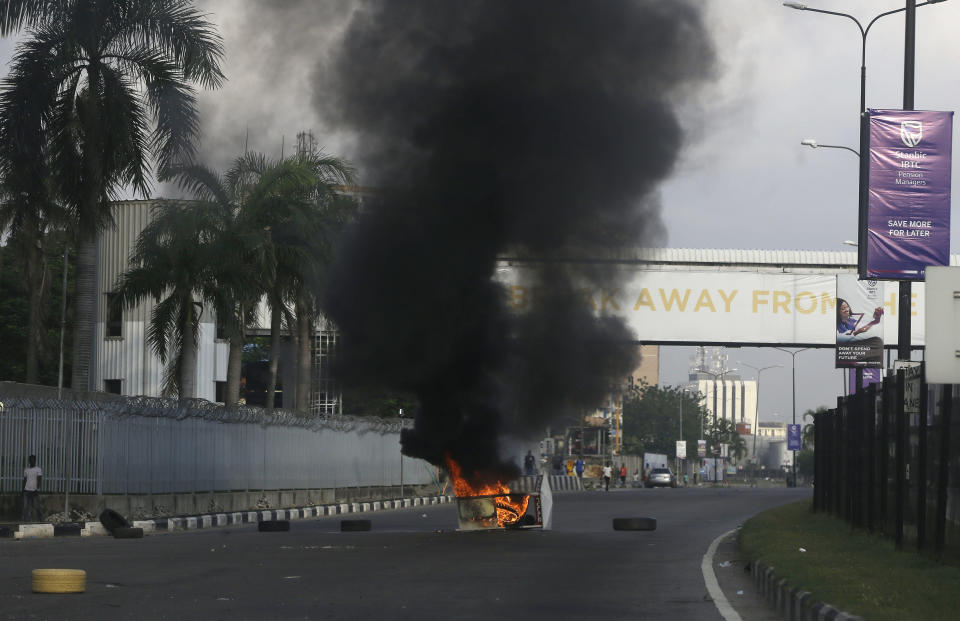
[112,526,144,539]
[258,520,290,532]
[53,523,81,537]
[612,517,657,531]
[99,508,131,533]
[32,569,86,594]
[340,519,371,532]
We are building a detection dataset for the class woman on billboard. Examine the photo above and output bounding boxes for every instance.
[836,298,883,342]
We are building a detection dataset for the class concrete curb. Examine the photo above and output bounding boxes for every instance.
[9,494,455,540]
[751,560,864,621]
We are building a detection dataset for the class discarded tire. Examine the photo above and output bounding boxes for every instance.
[98,509,131,534]
[53,523,81,537]
[612,517,657,531]
[112,527,144,539]
[258,520,290,532]
[340,519,371,532]
[32,569,86,594]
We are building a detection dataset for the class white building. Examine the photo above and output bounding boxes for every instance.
[92,199,340,414]
[686,347,757,434]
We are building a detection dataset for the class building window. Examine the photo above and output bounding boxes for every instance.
[105,293,122,338]
[104,379,122,395]
[215,381,226,403]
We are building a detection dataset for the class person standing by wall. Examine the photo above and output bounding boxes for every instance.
[22,455,43,522]
[575,457,584,479]
[602,463,612,492]
[619,463,627,487]
[524,450,536,476]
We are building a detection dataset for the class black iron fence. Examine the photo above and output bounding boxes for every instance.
[814,365,960,562]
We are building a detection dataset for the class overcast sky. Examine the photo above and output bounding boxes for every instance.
[2,1,957,421]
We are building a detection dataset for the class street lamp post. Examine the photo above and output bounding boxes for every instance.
[784,0,950,363]
[800,139,859,158]
[738,362,783,482]
[773,347,810,486]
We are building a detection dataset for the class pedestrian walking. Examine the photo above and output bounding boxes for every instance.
[552,454,563,475]
[22,455,43,522]
[632,469,640,487]
[619,464,627,487]
[524,450,536,476]
[602,464,612,492]
[575,457,584,479]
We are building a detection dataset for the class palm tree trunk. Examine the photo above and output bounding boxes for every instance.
[70,235,97,392]
[265,301,282,412]
[295,297,312,414]
[24,234,47,384]
[225,309,244,408]
[179,332,198,399]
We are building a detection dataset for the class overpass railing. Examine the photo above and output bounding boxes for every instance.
[814,367,959,562]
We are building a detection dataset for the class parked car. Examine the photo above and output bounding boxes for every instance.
[645,467,677,488]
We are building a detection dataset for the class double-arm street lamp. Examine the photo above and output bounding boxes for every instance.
[772,347,811,485]
[738,362,783,474]
[696,367,736,483]
[784,0,951,362]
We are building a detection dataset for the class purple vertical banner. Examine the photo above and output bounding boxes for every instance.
[864,109,953,280]
[787,424,802,452]
[848,367,883,394]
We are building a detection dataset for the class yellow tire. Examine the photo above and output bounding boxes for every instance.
[32,569,86,594]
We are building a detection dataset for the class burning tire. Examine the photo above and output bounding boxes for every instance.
[113,526,144,539]
[98,509,130,534]
[612,517,657,531]
[340,519,371,532]
[32,569,86,594]
[258,520,290,532]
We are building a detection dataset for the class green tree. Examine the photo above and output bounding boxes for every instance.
[161,149,356,410]
[621,382,709,458]
[0,0,224,391]
[705,418,748,465]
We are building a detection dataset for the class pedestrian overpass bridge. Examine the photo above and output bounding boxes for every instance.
[498,248,960,349]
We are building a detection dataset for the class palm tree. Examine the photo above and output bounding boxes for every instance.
[0,0,224,392]
[113,200,219,397]
[239,150,356,413]
[161,149,356,411]
[0,124,67,383]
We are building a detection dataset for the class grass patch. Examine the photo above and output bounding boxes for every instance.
[739,500,960,621]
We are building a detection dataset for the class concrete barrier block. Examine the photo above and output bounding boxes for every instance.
[186,517,198,529]
[168,518,185,531]
[339,503,350,514]
[132,520,156,533]
[215,514,227,527]
[289,509,300,520]
[403,499,412,508]
[372,501,382,511]
[360,503,371,512]
[201,516,213,528]
[82,521,109,537]
[350,503,360,513]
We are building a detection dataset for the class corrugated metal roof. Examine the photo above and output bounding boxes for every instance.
[501,247,960,268]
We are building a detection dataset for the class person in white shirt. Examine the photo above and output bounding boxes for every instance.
[22,454,43,522]
[602,464,612,492]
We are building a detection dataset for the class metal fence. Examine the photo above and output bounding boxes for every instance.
[0,396,432,495]
[814,366,960,562]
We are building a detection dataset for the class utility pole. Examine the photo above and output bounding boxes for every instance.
[898,0,916,362]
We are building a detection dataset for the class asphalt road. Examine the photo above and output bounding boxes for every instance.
[1,486,810,621]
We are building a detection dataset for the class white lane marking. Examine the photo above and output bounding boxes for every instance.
[702,528,744,621]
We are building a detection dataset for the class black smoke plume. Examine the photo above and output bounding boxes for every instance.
[319,0,715,483]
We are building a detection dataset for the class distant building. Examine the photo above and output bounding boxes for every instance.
[685,346,757,433]
[756,421,787,439]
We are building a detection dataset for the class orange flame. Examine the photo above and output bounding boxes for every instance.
[446,454,529,526]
